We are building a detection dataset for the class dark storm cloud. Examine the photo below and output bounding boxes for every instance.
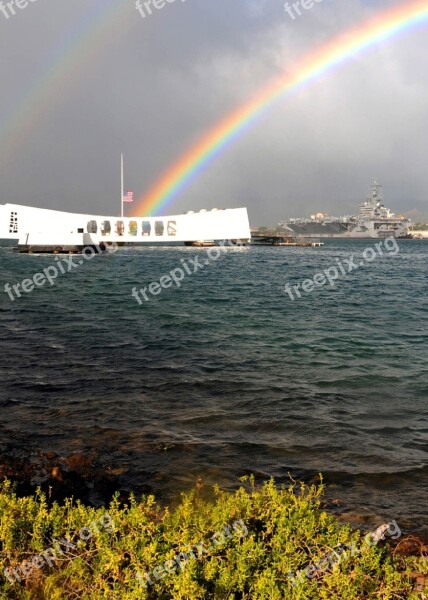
[0,0,426,224]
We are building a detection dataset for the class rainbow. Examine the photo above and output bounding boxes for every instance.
[134,0,428,216]
[0,0,131,167]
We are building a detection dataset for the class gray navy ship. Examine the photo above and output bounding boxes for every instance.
[279,182,411,239]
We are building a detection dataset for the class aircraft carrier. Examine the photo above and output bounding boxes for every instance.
[279,182,411,239]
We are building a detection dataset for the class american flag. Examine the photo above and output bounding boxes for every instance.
[123,190,134,203]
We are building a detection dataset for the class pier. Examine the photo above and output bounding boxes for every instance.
[251,230,323,247]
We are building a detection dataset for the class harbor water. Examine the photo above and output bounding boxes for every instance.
[0,240,427,534]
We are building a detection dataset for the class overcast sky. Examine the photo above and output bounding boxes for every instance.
[0,0,427,225]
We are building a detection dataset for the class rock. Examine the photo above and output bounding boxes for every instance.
[50,466,64,481]
[44,451,58,460]
[64,454,92,473]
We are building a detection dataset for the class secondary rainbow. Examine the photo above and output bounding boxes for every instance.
[0,0,131,167]
[135,0,428,217]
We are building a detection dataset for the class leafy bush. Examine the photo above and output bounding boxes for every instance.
[0,477,425,599]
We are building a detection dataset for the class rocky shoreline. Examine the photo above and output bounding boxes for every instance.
[0,451,131,506]
[2,452,428,551]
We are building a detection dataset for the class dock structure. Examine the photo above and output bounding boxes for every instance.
[18,243,112,255]
[251,230,323,247]
[20,245,83,255]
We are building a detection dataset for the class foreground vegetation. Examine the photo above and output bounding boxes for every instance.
[0,477,426,599]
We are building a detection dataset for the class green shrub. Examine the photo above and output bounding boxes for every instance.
[0,476,424,599]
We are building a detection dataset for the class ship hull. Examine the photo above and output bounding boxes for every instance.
[281,221,410,240]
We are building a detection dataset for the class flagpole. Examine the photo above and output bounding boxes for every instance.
[121,153,124,218]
